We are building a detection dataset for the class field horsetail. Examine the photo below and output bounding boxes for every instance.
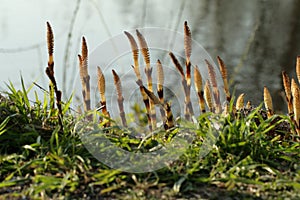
[45,22,63,129]
[44,21,300,139]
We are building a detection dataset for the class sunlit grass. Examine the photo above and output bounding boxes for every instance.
[0,80,299,199]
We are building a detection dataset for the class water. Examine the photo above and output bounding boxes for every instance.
[1,0,300,112]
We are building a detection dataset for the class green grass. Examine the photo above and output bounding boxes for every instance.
[0,80,299,200]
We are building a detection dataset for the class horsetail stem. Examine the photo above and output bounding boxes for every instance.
[136,30,156,130]
[78,37,91,112]
[194,66,206,113]
[263,86,273,118]
[112,70,127,127]
[97,66,110,126]
[206,60,221,113]
[45,22,63,129]
[217,56,231,102]
[156,59,165,119]
[282,71,293,116]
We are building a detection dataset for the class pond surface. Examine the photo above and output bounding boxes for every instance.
[1,0,300,112]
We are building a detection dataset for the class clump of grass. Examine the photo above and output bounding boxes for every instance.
[0,21,299,199]
[0,80,299,199]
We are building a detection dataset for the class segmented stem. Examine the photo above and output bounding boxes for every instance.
[164,102,174,130]
[156,59,165,119]
[236,93,245,110]
[46,22,54,73]
[206,60,221,113]
[184,21,192,63]
[246,101,252,109]
[141,85,174,130]
[169,52,184,77]
[292,79,300,135]
[124,31,140,78]
[185,60,194,117]
[124,31,152,130]
[296,56,300,84]
[263,86,273,118]
[217,56,231,102]
[136,29,156,129]
[97,66,110,126]
[169,52,193,120]
[45,22,63,129]
[194,66,205,113]
[112,70,127,127]
[78,37,91,112]
[185,22,193,117]
[293,90,300,135]
[204,80,214,112]
[282,71,293,115]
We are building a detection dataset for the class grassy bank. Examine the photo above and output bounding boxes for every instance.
[0,80,299,200]
[0,21,300,199]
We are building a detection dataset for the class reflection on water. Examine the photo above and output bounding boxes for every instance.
[1,0,300,112]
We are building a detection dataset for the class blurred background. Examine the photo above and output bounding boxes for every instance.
[1,0,300,112]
